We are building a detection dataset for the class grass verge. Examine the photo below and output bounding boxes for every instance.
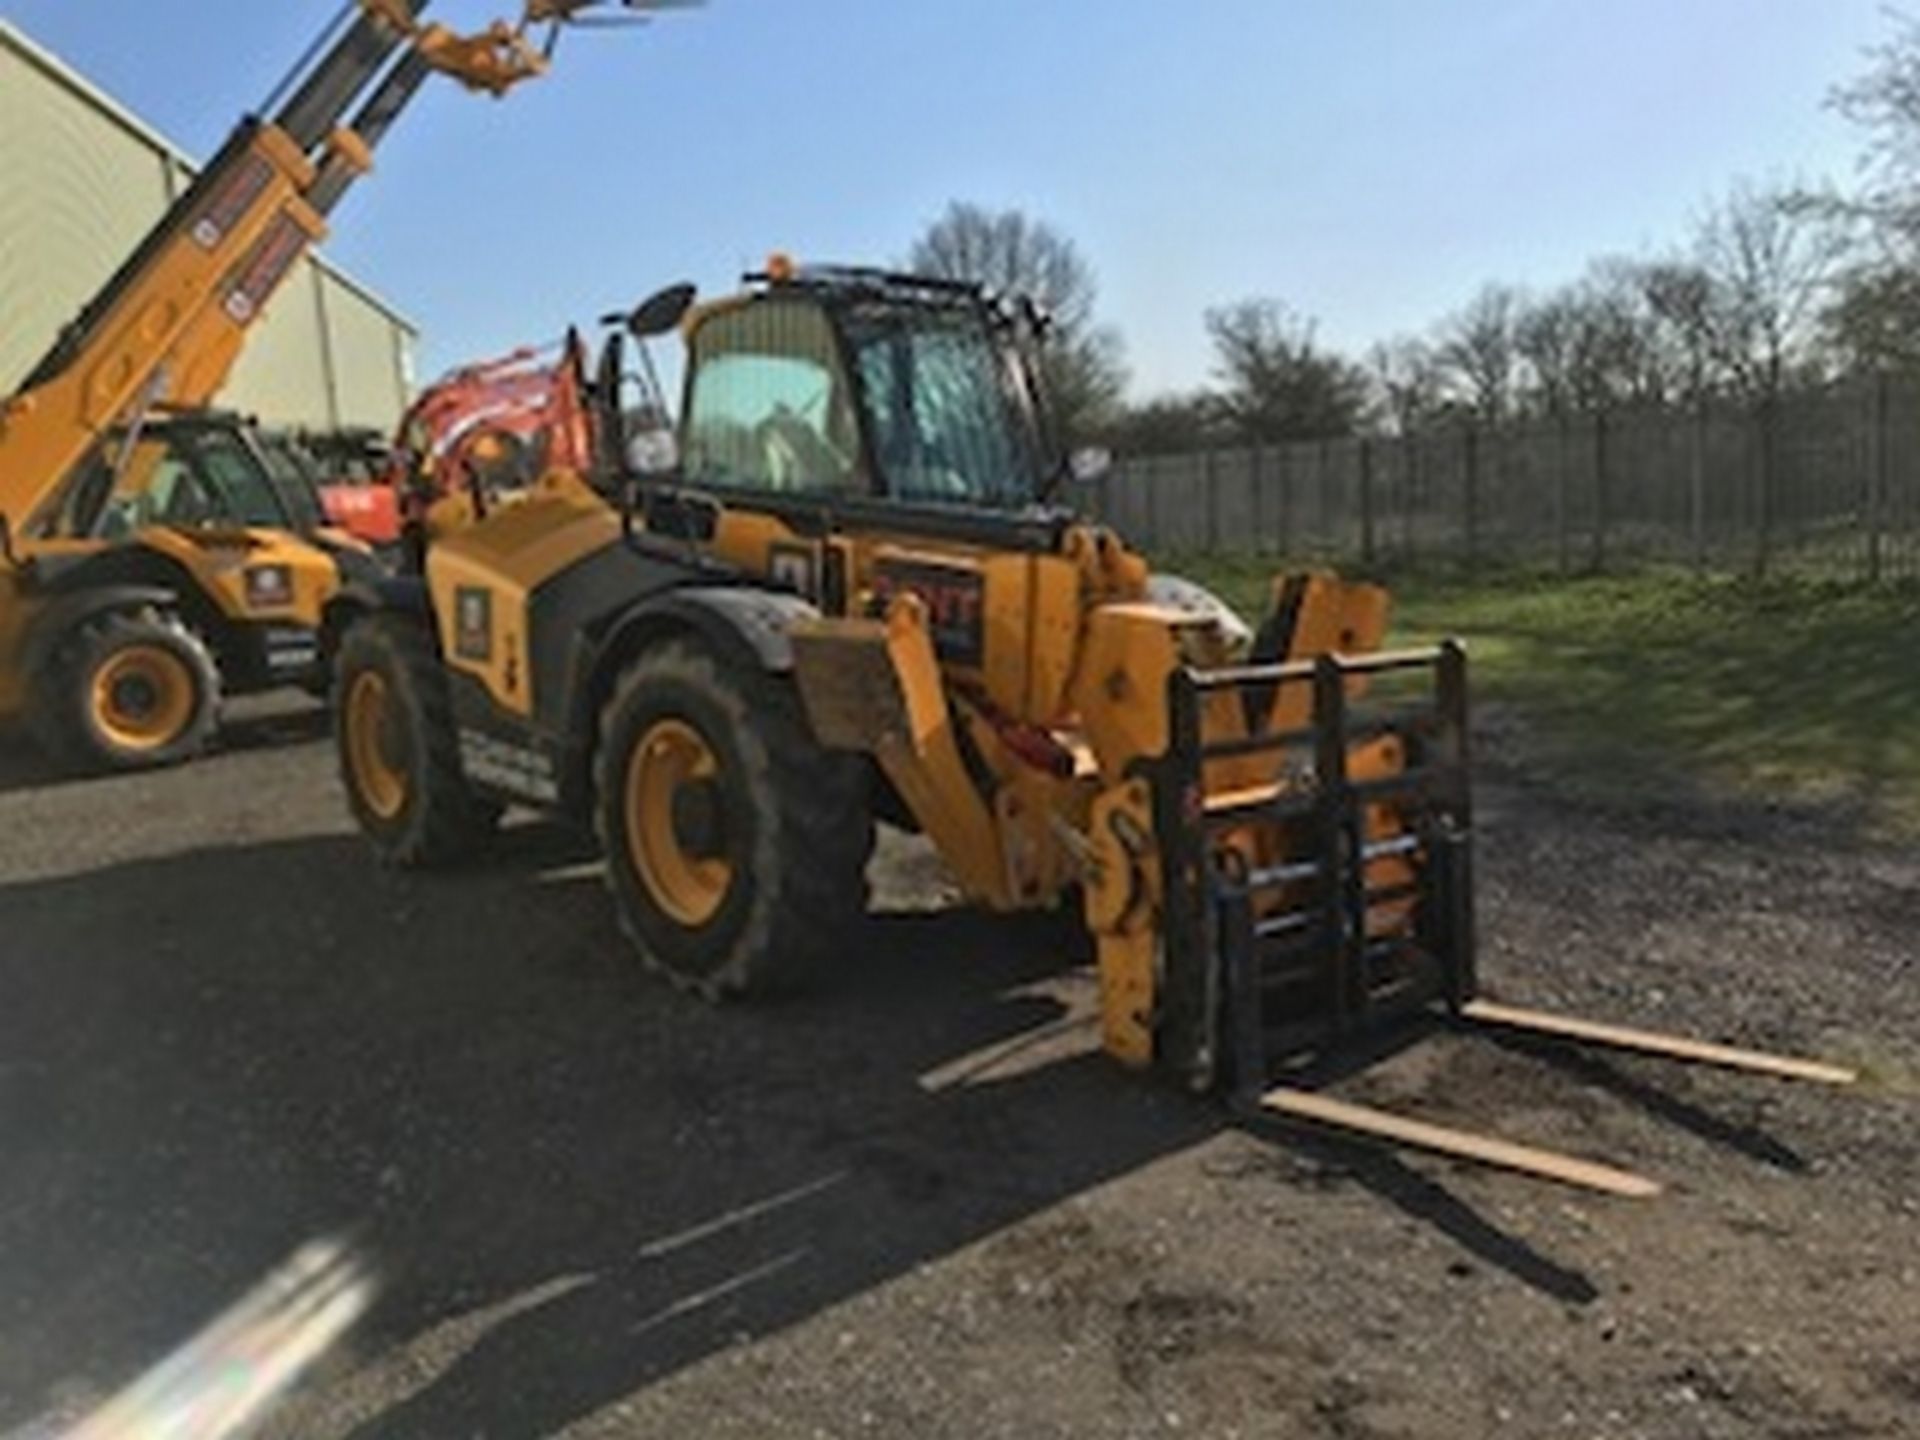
[1172,556,1920,835]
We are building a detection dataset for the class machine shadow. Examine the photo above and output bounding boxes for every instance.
[0,737,55,795]
[0,697,329,796]
[214,696,332,754]
[1477,1030,1810,1174]
[0,829,1593,1438]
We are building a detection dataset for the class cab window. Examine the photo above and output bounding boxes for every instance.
[184,429,290,528]
[847,308,1040,509]
[96,440,208,537]
[683,301,861,495]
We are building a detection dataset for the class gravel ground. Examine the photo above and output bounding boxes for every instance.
[0,697,1915,1439]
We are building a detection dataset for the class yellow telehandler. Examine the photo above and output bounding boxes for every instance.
[0,0,650,770]
[330,264,1858,1195]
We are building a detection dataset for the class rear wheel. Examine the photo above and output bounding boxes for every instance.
[29,606,220,772]
[596,639,873,998]
[334,614,497,866]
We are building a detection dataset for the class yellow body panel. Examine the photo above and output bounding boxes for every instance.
[1083,779,1160,1067]
[1069,603,1188,782]
[705,508,813,580]
[791,597,1015,909]
[426,486,620,716]
[0,523,343,728]
[132,526,342,629]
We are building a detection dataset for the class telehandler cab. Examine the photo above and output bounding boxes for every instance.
[0,0,664,771]
[332,262,1857,1195]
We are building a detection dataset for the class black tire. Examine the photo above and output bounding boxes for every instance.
[595,638,874,998]
[333,613,497,867]
[28,605,220,772]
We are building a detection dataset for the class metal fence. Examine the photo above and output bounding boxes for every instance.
[1084,376,1920,580]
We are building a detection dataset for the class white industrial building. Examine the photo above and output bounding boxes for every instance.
[0,20,417,432]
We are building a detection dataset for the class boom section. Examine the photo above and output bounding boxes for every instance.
[0,0,577,537]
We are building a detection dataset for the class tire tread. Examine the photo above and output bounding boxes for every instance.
[594,639,873,998]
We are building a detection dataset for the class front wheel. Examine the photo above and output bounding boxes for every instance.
[333,614,497,866]
[29,606,220,772]
[596,639,873,998]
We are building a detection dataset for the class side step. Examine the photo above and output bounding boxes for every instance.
[1260,1087,1664,1198]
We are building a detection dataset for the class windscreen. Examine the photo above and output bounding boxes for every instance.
[44,432,274,545]
[682,300,861,495]
[253,436,329,532]
[845,306,1045,510]
[182,428,301,530]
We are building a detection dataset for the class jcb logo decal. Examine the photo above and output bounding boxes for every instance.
[455,587,493,662]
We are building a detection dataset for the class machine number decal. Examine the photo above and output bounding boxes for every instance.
[191,154,274,251]
[223,212,309,325]
[768,543,818,601]
[872,559,987,666]
[454,587,493,662]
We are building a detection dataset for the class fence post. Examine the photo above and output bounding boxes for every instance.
[1316,438,1332,549]
[1359,437,1376,566]
[1204,447,1220,553]
[1589,410,1609,572]
[1246,446,1261,554]
[1145,455,1161,551]
[1869,372,1888,584]
[1463,425,1480,571]
[1689,402,1707,571]
[1405,432,1420,560]
[1279,443,1294,554]
[1754,398,1774,578]
[1554,418,1570,574]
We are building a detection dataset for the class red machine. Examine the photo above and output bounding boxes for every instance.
[315,333,598,545]
[320,482,404,546]
[396,334,596,516]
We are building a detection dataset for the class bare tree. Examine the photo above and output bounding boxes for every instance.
[1639,259,1723,403]
[1205,299,1370,442]
[1581,257,1680,406]
[1436,284,1521,424]
[1688,181,1847,406]
[1826,265,1920,370]
[1515,293,1581,417]
[1103,393,1225,457]
[1827,17,1920,369]
[1831,12,1920,252]
[1366,336,1444,435]
[909,202,1127,443]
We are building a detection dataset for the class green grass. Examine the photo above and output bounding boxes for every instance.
[1173,556,1920,836]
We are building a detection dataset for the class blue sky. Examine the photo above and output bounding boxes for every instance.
[1,1,1893,396]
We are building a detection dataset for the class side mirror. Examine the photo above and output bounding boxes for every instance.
[626,427,679,478]
[617,283,698,340]
[1069,446,1113,485]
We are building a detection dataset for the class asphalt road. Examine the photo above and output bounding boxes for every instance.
[1,699,1915,1438]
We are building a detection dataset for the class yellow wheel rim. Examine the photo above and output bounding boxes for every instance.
[625,717,733,927]
[345,670,409,821]
[91,645,196,752]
